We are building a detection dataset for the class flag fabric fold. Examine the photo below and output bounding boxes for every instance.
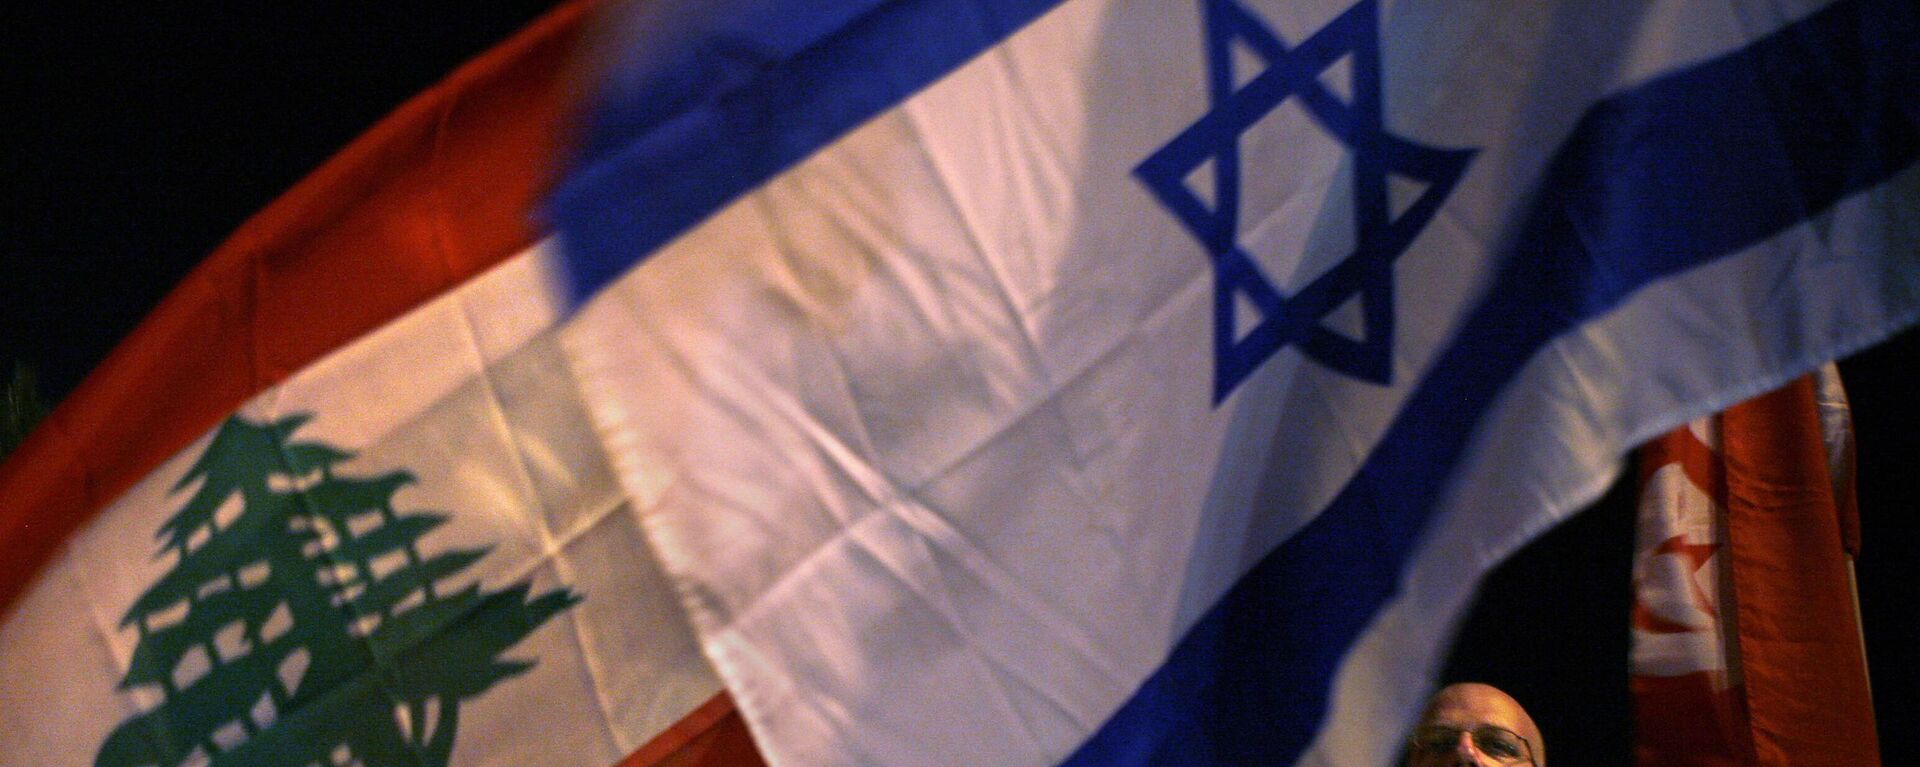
[553,0,1920,765]
[0,5,747,766]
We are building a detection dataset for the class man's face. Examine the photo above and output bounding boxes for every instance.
[1406,683,1543,767]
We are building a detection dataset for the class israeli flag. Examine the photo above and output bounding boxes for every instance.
[552,0,1920,764]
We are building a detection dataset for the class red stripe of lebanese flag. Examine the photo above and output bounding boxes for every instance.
[0,3,761,765]
[1632,371,1878,767]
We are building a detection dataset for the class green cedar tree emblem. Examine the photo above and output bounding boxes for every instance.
[96,414,580,767]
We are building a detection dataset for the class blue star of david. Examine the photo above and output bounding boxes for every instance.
[1137,0,1476,403]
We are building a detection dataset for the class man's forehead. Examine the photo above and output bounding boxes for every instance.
[1423,684,1528,729]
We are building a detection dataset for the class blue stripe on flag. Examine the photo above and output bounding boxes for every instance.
[1063,0,1918,763]
[550,0,1070,301]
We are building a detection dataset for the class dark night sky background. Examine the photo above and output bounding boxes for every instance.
[2,4,1914,766]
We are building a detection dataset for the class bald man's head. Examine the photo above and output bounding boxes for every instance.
[1406,683,1544,766]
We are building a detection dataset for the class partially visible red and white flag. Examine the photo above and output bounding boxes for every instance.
[1631,365,1877,767]
[0,4,764,765]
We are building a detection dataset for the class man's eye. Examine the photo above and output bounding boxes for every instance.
[1412,726,1462,752]
[1476,735,1521,758]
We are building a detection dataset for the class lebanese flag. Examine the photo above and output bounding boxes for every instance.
[1631,366,1878,767]
[0,4,760,766]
